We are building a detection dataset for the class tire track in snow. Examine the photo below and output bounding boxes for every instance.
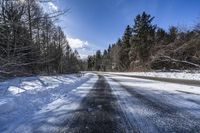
[108,76,200,133]
[61,75,131,133]
[106,77,159,133]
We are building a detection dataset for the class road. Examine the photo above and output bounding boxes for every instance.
[6,73,200,133]
[60,73,200,133]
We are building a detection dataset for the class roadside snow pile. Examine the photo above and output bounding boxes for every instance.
[0,73,96,132]
[112,72,200,80]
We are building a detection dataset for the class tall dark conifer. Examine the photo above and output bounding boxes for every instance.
[119,25,132,71]
[132,12,156,62]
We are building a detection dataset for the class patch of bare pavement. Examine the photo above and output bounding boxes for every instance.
[61,75,130,133]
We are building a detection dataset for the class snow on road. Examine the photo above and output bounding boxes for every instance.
[0,73,98,133]
[61,75,130,133]
[1,72,200,133]
[106,75,200,132]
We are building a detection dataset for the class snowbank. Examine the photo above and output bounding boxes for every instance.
[0,73,97,132]
[109,72,200,80]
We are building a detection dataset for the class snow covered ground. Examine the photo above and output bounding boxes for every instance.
[107,71,200,80]
[1,72,200,132]
[0,73,98,133]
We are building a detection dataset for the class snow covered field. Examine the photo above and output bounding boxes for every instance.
[0,73,98,133]
[107,71,200,80]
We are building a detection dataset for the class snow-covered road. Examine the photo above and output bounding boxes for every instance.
[106,74,200,133]
[1,73,200,132]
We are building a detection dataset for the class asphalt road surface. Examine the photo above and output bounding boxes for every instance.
[61,74,200,133]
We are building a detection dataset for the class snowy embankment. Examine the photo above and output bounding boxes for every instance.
[0,73,98,133]
[108,72,200,81]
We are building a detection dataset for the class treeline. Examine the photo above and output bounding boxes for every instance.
[0,0,82,78]
[88,12,200,72]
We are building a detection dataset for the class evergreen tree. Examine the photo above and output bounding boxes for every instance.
[156,28,167,43]
[168,26,178,42]
[119,25,132,71]
[95,50,102,71]
[87,56,95,70]
[132,12,156,62]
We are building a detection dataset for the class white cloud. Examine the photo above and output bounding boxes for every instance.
[67,37,89,49]
[77,48,95,59]
[41,2,58,13]
[67,37,94,59]
[48,2,58,11]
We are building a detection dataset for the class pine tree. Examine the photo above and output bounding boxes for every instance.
[168,26,178,42]
[156,28,167,43]
[122,25,132,48]
[95,50,102,71]
[119,25,132,71]
[132,12,156,62]
[87,56,95,70]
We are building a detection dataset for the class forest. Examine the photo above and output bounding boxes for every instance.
[0,0,82,78]
[1,0,200,78]
[87,12,200,72]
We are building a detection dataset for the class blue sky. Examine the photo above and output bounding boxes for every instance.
[49,0,200,58]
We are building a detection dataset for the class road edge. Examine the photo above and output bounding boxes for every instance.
[98,72,200,87]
